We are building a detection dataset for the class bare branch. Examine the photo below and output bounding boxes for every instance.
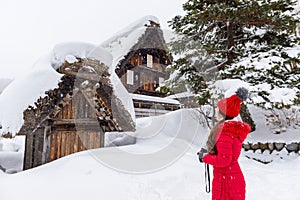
[205,60,228,73]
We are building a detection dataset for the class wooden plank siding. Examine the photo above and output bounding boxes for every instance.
[23,128,46,169]
[48,130,103,162]
[46,91,104,162]
[128,54,164,72]
[49,131,57,162]
[122,65,168,96]
[129,54,142,66]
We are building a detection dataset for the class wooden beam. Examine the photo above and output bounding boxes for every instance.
[42,126,51,164]
[80,88,101,116]
[50,118,100,125]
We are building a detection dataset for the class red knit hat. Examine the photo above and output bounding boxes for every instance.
[217,87,248,118]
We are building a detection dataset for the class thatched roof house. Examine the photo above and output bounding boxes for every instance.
[0,43,136,170]
[101,15,180,116]
[102,16,172,97]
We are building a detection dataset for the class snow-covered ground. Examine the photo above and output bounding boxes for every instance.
[0,136,25,173]
[0,109,299,200]
[0,78,13,94]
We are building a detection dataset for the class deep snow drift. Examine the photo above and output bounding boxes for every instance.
[0,109,299,200]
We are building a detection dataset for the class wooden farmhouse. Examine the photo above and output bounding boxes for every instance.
[0,16,179,171]
[113,21,171,97]
[102,16,181,117]
[19,58,135,170]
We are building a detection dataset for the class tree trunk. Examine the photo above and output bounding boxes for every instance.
[226,20,235,64]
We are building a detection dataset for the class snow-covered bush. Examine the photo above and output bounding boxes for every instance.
[265,106,300,134]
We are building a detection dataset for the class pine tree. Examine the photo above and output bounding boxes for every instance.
[166,0,300,109]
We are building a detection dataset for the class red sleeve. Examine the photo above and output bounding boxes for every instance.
[202,134,233,168]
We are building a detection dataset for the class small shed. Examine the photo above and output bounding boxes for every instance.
[20,58,135,170]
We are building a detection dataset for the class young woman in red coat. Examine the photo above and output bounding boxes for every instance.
[202,87,251,200]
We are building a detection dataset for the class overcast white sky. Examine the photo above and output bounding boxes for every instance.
[0,0,186,79]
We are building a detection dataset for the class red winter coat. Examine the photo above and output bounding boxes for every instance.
[203,120,251,200]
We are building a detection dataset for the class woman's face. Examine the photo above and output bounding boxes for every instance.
[216,108,223,121]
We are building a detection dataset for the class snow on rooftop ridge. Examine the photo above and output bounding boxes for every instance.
[101,15,160,68]
[101,15,159,48]
[0,54,62,135]
[102,28,145,69]
[50,42,96,69]
[50,42,113,70]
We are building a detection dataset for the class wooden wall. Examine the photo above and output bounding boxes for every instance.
[23,128,45,169]
[49,130,103,162]
[23,91,105,170]
[49,91,104,162]
[128,54,164,72]
[121,67,168,97]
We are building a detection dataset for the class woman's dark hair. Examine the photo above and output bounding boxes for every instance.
[218,110,234,121]
[206,110,234,154]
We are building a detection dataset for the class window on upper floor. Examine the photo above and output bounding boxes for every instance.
[146,54,153,68]
[127,70,134,85]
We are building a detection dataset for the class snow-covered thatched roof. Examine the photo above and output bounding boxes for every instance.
[101,15,163,69]
[0,42,136,135]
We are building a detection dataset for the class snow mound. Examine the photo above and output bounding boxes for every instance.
[0,78,13,94]
[1,108,300,199]
[0,136,25,173]
[106,108,208,148]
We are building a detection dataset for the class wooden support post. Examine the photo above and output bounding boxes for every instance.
[23,134,33,170]
[42,126,51,164]
[33,128,44,168]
